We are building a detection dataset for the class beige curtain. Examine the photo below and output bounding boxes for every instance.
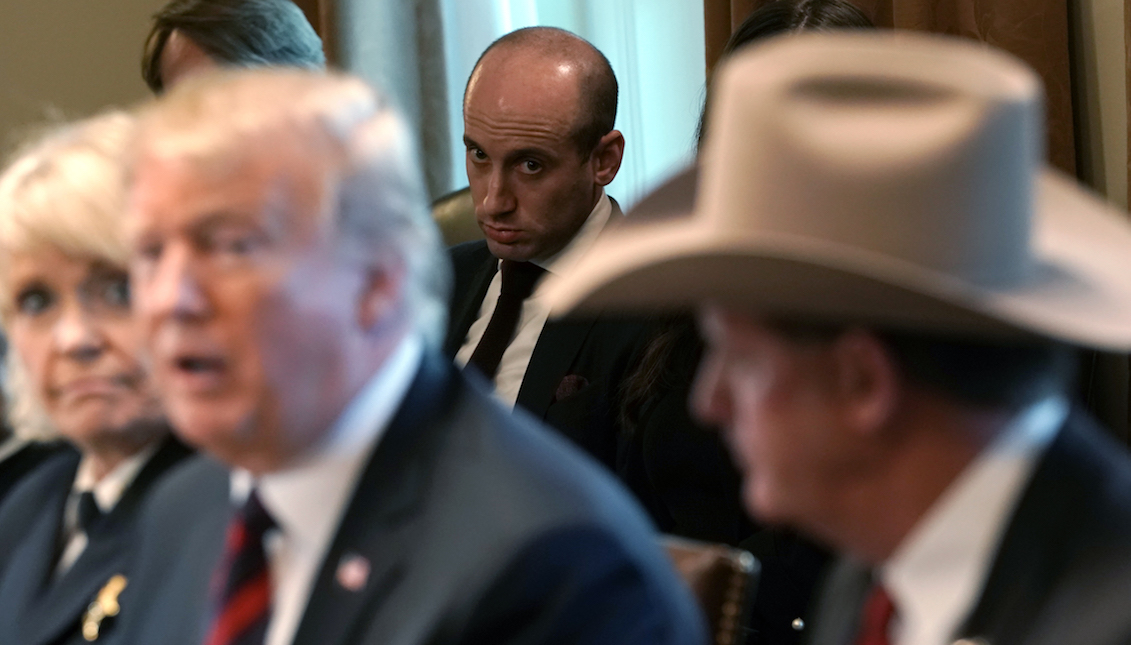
[703,0,1076,174]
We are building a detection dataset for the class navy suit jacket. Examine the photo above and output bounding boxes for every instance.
[115,351,707,645]
[444,242,831,644]
[0,436,191,645]
[807,411,1131,645]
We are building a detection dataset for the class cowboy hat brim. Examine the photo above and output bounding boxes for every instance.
[545,168,1131,350]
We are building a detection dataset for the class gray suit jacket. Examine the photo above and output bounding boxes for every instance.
[114,351,707,645]
[806,411,1131,645]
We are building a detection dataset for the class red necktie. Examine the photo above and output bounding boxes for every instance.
[204,490,275,645]
[467,260,545,379]
[855,585,896,645]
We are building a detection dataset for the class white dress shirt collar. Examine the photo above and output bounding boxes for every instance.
[56,440,162,575]
[880,396,1068,645]
[72,440,161,512]
[230,332,423,645]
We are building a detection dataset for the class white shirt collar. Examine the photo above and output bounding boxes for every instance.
[531,189,614,277]
[881,395,1069,645]
[73,440,161,512]
[231,332,424,531]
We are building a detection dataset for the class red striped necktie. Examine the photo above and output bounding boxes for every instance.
[204,490,276,645]
[855,584,896,645]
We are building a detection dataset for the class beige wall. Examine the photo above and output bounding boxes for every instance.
[0,0,166,152]
[1071,0,1128,210]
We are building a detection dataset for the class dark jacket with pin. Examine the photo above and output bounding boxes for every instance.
[114,352,707,645]
[0,435,191,645]
[807,412,1131,645]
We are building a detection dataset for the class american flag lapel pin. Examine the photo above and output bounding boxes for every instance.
[336,553,371,592]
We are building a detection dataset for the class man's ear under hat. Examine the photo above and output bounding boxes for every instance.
[545,32,1131,350]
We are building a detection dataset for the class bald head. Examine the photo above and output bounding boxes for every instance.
[465,27,617,155]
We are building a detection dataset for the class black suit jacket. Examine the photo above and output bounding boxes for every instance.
[445,242,829,644]
[444,240,652,468]
[116,351,707,645]
[0,439,70,509]
[807,411,1131,645]
[0,436,191,645]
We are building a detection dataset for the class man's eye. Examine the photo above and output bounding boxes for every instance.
[136,240,163,263]
[468,148,487,162]
[520,159,542,173]
[211,231,265,257]
[15,287,54,316]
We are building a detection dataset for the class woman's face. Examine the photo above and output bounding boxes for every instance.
[5,247,163,452]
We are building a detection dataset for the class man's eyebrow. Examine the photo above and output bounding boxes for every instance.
[186,212,259,237]
[463,135,479,148]
[502,147,553,165]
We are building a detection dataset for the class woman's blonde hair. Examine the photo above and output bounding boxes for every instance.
[0,110,137,439]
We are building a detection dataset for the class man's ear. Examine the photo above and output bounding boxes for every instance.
[591,130,624,187]
[829,329,901,438]
[357,260,405,334]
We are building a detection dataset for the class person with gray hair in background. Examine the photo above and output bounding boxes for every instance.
[141,0,325,94]
[115,68,706,645]
[0,111,191,645]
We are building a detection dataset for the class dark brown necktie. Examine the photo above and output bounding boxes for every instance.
[467,260,545,379]
[854,584,896,645]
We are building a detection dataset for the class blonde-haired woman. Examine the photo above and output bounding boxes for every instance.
[0,111,190,645]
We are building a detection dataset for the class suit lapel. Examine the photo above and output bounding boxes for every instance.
[956,416,1094,644]
[515,317,598,419]
[0,458,73,645]
[292,352,457,645]
[443,244,496,357]
[806,558,872,645]
[19,436,191,645]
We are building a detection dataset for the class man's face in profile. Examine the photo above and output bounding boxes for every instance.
[127,138,366,472]
[693,306,859,530]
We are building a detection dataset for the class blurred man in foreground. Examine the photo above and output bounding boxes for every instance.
[548,33,1131,645]
[115,69,705,645]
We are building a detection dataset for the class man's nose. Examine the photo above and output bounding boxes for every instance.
[480,170,516,217]
[141,244,210,323]
[691,351,733,429]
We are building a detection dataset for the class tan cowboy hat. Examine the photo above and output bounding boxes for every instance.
[544,32,1131,350]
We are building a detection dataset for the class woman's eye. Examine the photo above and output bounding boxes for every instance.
[101,276,130,308]
[15,287,53,316]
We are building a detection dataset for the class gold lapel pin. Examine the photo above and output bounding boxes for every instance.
[81,574,128,641]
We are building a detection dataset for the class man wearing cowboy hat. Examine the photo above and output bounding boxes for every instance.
[548,32,1131,645]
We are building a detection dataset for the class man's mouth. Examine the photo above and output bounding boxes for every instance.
[482,223,523,244]
[166,353,228,393]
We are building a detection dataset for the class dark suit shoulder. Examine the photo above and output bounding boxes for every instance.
[448,239,490,268]
[0,447,77,573]
[417,372,706,643]
[459,524,707,645]
[113,455,231,645]
[957,411,1131,645]
[0,440,73,508]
